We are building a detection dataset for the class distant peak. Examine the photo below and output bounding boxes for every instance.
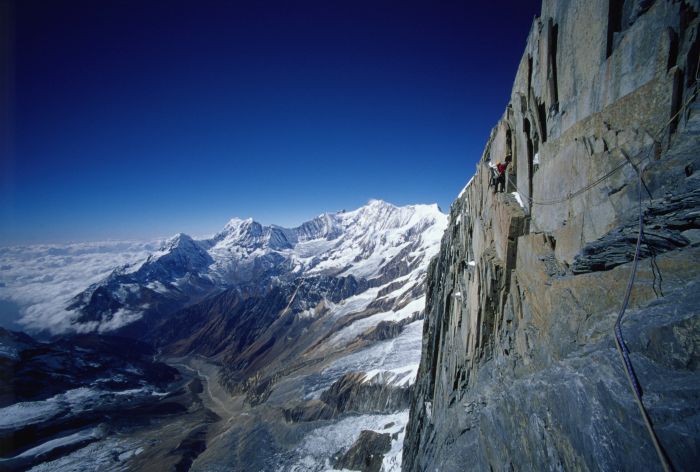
[367,198,391,206]
[221,217,258,234]
[166,232,193,245]
[364,199,398,210]
[225,217,254,227]
[154,232,197,255]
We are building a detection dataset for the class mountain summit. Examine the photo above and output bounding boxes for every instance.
[66,200,446,334]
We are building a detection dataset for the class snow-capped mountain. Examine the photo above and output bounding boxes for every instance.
[67,199,446,335]
[0,200,447,471]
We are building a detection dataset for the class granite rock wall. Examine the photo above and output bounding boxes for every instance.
[403,1,700,470]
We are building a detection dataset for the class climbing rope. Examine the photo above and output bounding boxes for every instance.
[614,149,673,472]
[501,147,637,205]
[609,79,699,472]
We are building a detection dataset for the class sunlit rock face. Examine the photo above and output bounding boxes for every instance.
[403,0,700,470]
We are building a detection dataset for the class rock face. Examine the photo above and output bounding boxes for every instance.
[334,430,392,472]
[320,372,412,415]
[403,1,700,471]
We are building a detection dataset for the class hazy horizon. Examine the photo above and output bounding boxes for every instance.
[0,197,441,246]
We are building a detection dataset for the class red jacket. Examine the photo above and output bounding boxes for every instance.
[497,163,507,174]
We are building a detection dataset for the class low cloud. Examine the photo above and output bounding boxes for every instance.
[0,240,163,334]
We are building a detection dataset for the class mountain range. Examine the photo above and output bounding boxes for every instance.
[0,199,448,470]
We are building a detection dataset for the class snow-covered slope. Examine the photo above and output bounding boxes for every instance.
[66,199,446,334]
[205,199,445,282]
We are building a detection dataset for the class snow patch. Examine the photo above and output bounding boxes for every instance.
[511,191,526,208]
[458,174,475,198]
[0,386,158,430]
[306,319,424,399]
[26,436,142,472]
[3,426,105,461]
[327,296,425,349]
[282,410,410,472]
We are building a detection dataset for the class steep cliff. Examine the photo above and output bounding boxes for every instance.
[404,1,700,470]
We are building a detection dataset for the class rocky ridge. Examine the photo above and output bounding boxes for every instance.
[403,0,700,470]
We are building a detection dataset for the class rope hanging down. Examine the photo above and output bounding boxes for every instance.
[614,152,673,472]
[608,81,699,472]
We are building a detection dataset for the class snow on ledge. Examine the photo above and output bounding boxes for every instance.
[362,364,418,388]
[511,191,526,209]
[457,174,475,199]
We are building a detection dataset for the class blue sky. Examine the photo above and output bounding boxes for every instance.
[1,0,541,244]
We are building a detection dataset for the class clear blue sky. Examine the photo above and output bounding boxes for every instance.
[0,0,541,245]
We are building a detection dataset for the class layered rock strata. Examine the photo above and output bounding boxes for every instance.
[404,0,700,470]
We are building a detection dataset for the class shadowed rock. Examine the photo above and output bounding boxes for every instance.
[321,372,412,415]
[333,430,391,472]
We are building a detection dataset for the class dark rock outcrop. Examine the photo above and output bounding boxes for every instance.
[361,311,423,342]
[282,372,412,424]
[361,320,404,341]
[571,188,700,273]
[333,430,391,472]
[282,399,336,423]
[321,372,412,415]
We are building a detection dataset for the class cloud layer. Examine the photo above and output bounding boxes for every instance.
[0,240,162,334]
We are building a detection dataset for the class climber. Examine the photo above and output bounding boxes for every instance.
[488,163,498,190]
[495,155,511,193]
